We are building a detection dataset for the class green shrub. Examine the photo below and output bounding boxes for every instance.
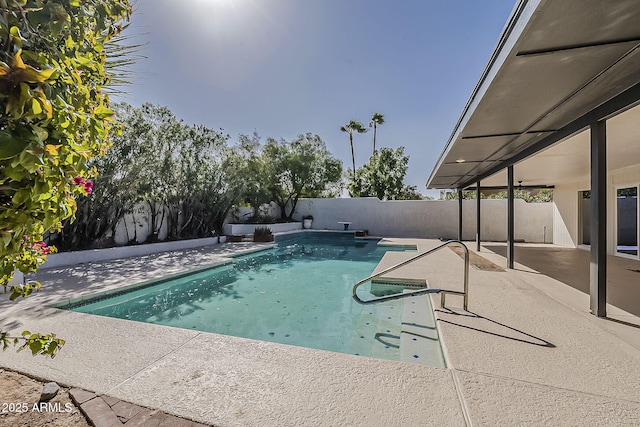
[253,226,273,237]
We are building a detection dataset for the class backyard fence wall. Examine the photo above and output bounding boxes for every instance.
[52,197,553,259]
[291,197,553,242]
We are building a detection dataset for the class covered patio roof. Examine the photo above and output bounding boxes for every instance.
[427,0,640,190]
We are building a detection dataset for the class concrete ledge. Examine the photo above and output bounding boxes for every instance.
[223,222,302,235]
[42,238,219,269]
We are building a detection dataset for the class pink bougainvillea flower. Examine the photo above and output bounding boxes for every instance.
[73,176,85,185]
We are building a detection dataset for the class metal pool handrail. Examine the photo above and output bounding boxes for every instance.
[352,240,470,310]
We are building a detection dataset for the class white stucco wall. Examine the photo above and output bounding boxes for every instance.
[38,197,555,270]
[113,203,169,245]
[553,181,581,248]
[292,197,553,242]
[552,163,640,254]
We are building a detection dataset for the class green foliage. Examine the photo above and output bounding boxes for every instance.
[0,0,131,357]
[340,119,367,174]
[1,330,65,358]
[440,190,476,200]
[253,226,272,237]
[401,185,424,200]
[369,112,384,154]
[53,102,242,248]
[347,147,417,200]
[0,0,131,281]
[52,110,346,249]
[258,133,343,220]
[235,132,272,209]
[617,187,637,197]
[441,188,554,202]
[520,188,553,202]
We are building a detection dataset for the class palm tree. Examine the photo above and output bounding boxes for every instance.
[369,112,385,154]
[340,119,368,174]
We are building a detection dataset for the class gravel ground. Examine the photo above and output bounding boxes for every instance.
[0,369,89,427]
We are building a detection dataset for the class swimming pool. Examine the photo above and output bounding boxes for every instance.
[62,234,445,366]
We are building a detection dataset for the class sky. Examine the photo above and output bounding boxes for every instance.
[121,0,517,197]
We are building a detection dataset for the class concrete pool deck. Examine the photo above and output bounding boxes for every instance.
[1,238,639,426]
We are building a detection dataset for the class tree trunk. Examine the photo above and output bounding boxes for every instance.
[350,133,355,174]
[373,123,377,154]
[131,209,138,243]
[287,195,301,221]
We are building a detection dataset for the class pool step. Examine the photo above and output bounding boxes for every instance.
[399,289,446,367]
[370,277,428,297]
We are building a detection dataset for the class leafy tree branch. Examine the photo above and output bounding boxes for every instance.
[1,0,132,358]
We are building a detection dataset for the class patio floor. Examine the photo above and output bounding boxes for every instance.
[0,238,639,426]
[483,243,640,318]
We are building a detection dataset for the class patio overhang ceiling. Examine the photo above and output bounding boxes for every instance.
[426,0,640,190]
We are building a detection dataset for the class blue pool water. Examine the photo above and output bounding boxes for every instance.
[65,235,444,365]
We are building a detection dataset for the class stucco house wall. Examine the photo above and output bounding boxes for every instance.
[553,163,640,255]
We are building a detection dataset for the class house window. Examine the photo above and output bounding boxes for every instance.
[616,186,638,257]
[579,190,591,246]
